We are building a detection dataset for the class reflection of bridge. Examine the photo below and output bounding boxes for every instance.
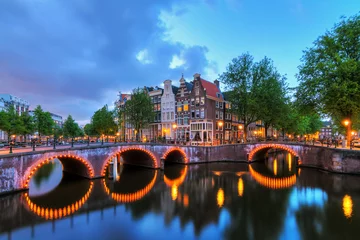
[1,142,360,194]
[249,165,297,189]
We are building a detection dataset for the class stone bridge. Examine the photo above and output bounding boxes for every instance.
[1,142,360,194]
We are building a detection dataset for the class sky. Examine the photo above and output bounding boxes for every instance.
[0,0,359,124]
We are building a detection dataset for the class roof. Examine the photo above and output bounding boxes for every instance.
[222,91,231,101]
[185,82,193,91]
[200,79,223,100]
[172,85,179,94]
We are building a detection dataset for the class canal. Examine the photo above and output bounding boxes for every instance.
[0,151,359,240]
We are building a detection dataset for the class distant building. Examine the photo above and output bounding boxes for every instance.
[0,94,30,141]
[145,86,163,141]
[319,121,332,139]
[115,93,133,141]
[161,80,178,140]
[28,110,63,127]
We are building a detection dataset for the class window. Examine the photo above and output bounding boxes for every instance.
[171,112,174,120]
[200,97,205,105]
[184,117,189,125]
[216,101,219,108]
[215,123,219,130]
[215,111,219,119]
[191,98,195,106]
[177,105,182,112]
[215,133,219,139]
[181,88,184,97]
[191,110,195,118]
[167,112,170,120]
[162,113,165,120]
[195,87,199,96]
[216,93,221,98]
[183,104,189,111]
[195,98,200,106]
[220,112,223,120]
[200,108,205,118]
[220,102,223,109]
[196,109,200,118]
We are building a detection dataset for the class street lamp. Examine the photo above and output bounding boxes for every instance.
[102,134,104,145]
[343,119,351,147]
[173,124,177,145]
[115,132,120,144]
[218,121,223,145]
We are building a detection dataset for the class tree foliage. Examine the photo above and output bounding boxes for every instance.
[296,14,360,129]
[63,115,82,138]
[18,111,35,142]
[0,105,21,142]
[123,88,154,141]
[91,105,117,137]
[33,105,54,138]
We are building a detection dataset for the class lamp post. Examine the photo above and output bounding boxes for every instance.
[343,119,351,147]
[53,129,56,150]
[218,121,223,145]
[172,124,177,145]
[238,125,243,143]
[101,134,104,145]
[32,135,36,151]
[71,137,74,148]
[9,135,15,154]
[115,132,120,144]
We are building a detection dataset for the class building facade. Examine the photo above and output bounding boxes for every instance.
[0,94,30,142]
[161,80,178,141]
[175,75,193,144]
[115,93,134,141]
[145,86,163,141]
[188,73,224,146]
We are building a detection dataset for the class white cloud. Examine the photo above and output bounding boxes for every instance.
[136,49,152,64]
[169,54,186,69]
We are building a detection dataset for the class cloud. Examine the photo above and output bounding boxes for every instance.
[0,0,213,122]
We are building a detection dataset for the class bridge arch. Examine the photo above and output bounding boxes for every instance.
[248,144,301,163]
[23,181,93,220]
[102,147,158,176]
[102,171,157,203]
[249,165,296,189]
[162,147,188,164]
[23,154,95,188]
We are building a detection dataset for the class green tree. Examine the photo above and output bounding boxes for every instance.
[253,57,288,137]
[91,105,117,139]
[33,106,54,139]
[123,88,154,141]
[63,115,82,138]
[296,14,360,145]
[84,123,96,137]
[18,111,35,143]
[220,53,261,141]
[0,105,21,142]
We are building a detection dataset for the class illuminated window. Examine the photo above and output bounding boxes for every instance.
[200,97,205,105]
[183,104,189,111]
[177,106,182,112]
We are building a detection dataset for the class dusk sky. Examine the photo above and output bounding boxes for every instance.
[0,0,359,124]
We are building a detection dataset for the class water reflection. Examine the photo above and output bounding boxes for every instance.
[29,159,62,197]
[1,155,360,240]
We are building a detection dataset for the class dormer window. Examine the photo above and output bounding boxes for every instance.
[216,93,221,98]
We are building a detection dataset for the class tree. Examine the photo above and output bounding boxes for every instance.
[0,105,21,142]
[91,105,117,139]
[18,111,35,143]
[220,53,261,141]
[296,14,360,145]
[253,57,288,137]
[84,123,96,137]
[33,105,54,139]
[123,88,154,141]
[63,115,82,139]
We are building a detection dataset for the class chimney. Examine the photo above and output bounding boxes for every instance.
[214,79,220,89]
[193,73,201,80]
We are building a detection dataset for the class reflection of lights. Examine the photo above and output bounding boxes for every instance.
[248,144,300,162]
[343,195,353,219]
[273,159,278,176]
[298,168,301,176]
[212,178,215,187]
[102,148,159,176]
[217,188,224,207]
[164,166,188,187]
[288,153,292,171]
[24,155,94,188]
[25,182,93,220]
[213,171,222,176]
[183,194,189,207]
[236,172,247,177]
[238,178,244,197]
[171,185,178,201]
[249,165,296,189]
[103,171,157,203]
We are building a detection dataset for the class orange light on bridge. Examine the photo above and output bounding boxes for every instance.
[217,188,224,207]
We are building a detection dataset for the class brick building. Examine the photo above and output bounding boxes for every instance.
[145,86,163,141]
[174,75,193,144]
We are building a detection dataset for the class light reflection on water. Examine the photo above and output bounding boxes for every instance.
[0,152,360,240]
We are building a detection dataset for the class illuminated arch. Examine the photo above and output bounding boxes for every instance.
[102,171,157,203]
[23,154,95,188]
[23,182,93,220]
[248,144,301,164]
[102,147,158,176]
[249,165,296,189]
[164,166,188,187]
[162,147,189,163]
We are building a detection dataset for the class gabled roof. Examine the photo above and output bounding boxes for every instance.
[200,79,223,100]
[172,85,179,94]
[185,82,193,91]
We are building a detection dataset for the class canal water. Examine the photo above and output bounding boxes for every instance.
[0,152,359,240]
